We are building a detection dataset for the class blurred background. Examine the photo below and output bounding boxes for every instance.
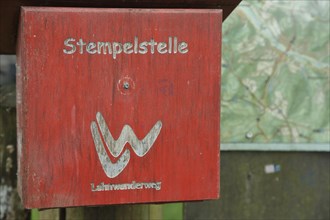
[1,0,329,219]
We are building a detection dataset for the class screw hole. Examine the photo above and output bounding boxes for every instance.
[123,82,130,90]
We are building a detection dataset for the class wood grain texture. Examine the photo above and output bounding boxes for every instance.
[17,7,221,208]
[0,0,240,54]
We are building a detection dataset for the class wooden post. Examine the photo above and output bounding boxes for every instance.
[66,204,161,220]
[0,110,18,220]
[0,76,26,219]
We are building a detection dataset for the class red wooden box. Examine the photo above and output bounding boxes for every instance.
[17,7,222,208]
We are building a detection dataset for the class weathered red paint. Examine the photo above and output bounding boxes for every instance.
[17,7,222,208]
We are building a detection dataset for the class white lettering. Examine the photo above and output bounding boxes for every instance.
[63,37,189,58]
[63,38,76,54]
[149,39,157,54]
[173,37,178,54]
[91,181,162,192]
[134,36,139,54]
[123,43,133,54]
[178,42,188,54]
[86,42,97,54]
[157,42,167,54]
[77,38,86,54]
[168,37,172,54]
[97,42,112,54]
[112,42,122,59]
[139,42,148,54]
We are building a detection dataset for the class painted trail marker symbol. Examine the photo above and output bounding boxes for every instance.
[90,112,162,178]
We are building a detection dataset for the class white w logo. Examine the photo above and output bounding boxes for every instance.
[90,112,162,178]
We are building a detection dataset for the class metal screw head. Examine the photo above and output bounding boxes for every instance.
[245,132,254,139]
[123,82,130,90]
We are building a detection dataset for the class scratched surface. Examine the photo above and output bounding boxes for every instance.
[221,0,330,144]
[16,8,221,208]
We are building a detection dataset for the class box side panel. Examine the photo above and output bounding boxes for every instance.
[218,10,222,199]
[16,7,26,205]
